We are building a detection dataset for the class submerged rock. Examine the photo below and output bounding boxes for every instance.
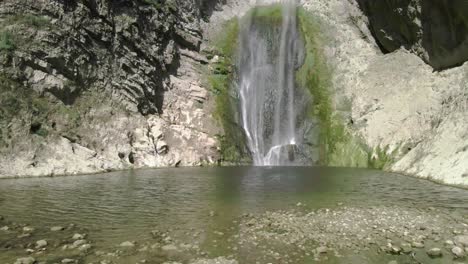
[51,226,64,232]
[120,241,135,248]
[35,240,47,249]
[452,246,465,258]
[14,257,36,264]
[427,248,442,257]
[455,235,468,247]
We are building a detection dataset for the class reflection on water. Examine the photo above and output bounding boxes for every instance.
[1,166,467,243]
[1,167,468,263]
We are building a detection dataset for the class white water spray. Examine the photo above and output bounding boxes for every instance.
[238,0,303,166]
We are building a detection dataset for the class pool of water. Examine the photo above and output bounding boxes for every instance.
[0,167,467,263]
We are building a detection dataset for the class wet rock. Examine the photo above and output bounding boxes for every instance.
[162,244,178,252]
[51,226,64,232]
[18,233,31,239]
[411,241,424,248]
[455,235,468,247]
[316,246,328,254]
[79,244,92,251]
[35,240,48,249]
[452,246,465,258]
[23,227,34,232]
[72,239,87,248]
[72,233,85,240]
[61,259,76,264]
[401,243,412,254]
[120,241,135,247]
[445,240,455,247]
[0,225,9,231]
[427,248,442,257]
[14,257,36,264]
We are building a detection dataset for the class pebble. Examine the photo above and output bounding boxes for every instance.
[162,244,178,252]
[14,257,36,264]
[455,235,468,247]
[411,241,424,248]
[61,259,76,264]
[316,246,328,254]
[427,248,442,257]
[72,233,85,240]
[401,243,412,254]
[388,261,398,264]
[79,244,92,251]
[120,241,135,247]
[23,227,34,232]
[51,226,65,232]
[72,239,87,248]
[35,239,48,248]
[445,240,455,246]
[452,246,465,258]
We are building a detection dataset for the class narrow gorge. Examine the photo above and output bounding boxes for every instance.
[0,0,467,263]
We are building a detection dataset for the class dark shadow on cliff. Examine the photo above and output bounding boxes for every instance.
[356,0,468,71]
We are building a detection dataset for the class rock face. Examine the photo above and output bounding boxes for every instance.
[299,0,468,186]
[203,0,468,186]
[357,0,468,70]
[0,0,467,186]
[0,0,221,177]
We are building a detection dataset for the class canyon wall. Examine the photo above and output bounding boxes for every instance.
[0,0,221,177]
[0,0,467,186]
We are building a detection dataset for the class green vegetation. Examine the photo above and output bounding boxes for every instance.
[296,8,396,169]
[244,4,283,23]
[207,5,399,168]
[296,8,365,166]
[3,14,51,29]
[0,31,15,51]
[0,14,52,53]
[207,19,251,163]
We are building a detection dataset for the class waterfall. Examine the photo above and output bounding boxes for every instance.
[237,0,305,166]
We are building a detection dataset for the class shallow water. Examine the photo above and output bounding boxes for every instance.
[0,167,467,263]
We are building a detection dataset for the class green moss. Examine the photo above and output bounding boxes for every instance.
[0,31,15,51]
[207,19,252,163]
[3,14,51,29]
[245,4,283,22]
[296,8,371,167]
[368,145,398,170]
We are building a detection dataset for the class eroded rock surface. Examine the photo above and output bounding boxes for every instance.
[0,0,221,177]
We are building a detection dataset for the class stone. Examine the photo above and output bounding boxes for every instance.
[445,240,455,247]
[388,261,398,264]
[120,241,135,247]
[61,259,76,264]
[452,246,465,258]
[72,239,87,248]
[35,240,47,249]
[162,244,178,252]
[316,246,328,254]
[401,243,412,254]
[1,226,9,231]
[72,233,85,240]
[14,257,36,264]
[455,235,468,247]
[23,227,34,232]
[79,244,92,251]
[411,241,424,248]
[51,226,64,232]
[427,248,442,257]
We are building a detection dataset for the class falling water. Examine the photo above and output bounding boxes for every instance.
[238,0,306,166]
